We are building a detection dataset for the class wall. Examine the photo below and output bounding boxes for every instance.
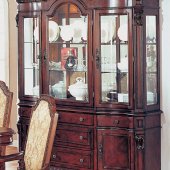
[8,0,18,140]
[160,0,170,169]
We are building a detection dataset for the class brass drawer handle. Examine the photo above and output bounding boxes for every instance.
[80,158,84,163]
[113,120,120,125]
[52,154,56,159]
[79,117,85,122]
[80,136,84,140]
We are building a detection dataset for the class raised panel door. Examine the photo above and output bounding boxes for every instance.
[97,129,134,170]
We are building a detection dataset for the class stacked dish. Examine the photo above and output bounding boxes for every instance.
[60,20,87,42]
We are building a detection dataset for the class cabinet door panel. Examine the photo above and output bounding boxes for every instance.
[19,12,41,99]
[43,2,93,106]
[97,129,134,170]
[94,9,133,109]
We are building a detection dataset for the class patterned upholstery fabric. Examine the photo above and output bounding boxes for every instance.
[24,100,51,170]
[0,88,7,127]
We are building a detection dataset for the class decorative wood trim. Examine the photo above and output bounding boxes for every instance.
[135,0,143,5]
[134,5,144,26]
[135,135,145,150]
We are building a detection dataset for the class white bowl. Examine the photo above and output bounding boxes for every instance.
[68,77,87,100]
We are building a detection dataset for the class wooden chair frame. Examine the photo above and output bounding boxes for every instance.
[0,80,13,128]
[0,95,58,170]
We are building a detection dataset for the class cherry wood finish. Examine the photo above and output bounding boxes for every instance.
[0,127,15,170]
[0,128,15,146]
[16,0,161,170]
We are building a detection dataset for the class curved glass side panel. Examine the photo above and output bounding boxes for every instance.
[146,16,157,105]
[100,15,129,103]
[24,18,40,96]
[48,3,88,102]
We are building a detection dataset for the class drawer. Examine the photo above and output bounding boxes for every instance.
[58,112,93,126]
[55,125,93,148]
[97,115,131,128]
[51,147,93,169]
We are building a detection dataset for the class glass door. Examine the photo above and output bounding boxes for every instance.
[19,13,41,99]
[44,2,92,105]
[146,16,158,106]
[94,10,133,108]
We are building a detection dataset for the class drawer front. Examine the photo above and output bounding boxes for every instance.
[97,115,131,128]
[55,125,93,148]
[58,112,93,126]
[51,147,93,169]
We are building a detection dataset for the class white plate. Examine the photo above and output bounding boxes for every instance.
[72,20,87,43]
[34,26,39,41]
[60,25,74,41]
[117,24,128,42]
[117,57,128,71]
[101,22,116,43]
[49,21,60,42]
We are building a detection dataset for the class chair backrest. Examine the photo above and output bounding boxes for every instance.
[0,81,13,128]
[24,95,58,170]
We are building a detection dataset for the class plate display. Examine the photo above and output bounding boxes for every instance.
[101,22,116,43]
[117,24,128,42]
[34,26,39,41]
[72,20,87,42]
[49,20,60,42]
[60,25,74,41]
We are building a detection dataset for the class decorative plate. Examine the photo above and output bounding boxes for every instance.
[60,25,74,42]
[117,24,128,42]
[49,21,60,42]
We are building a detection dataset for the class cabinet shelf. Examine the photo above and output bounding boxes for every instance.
[49,41,87,45]
[100,41,128,45]
[49,68,87,72]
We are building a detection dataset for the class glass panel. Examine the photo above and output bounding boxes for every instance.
[24,18,40,96]
[146,16,157,105]
[100,15,129,103]
[48,3,88,101]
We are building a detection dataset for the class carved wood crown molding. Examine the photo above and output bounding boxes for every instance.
[16,0,47,3]
[135,0,143,5]
[134,5,144,26]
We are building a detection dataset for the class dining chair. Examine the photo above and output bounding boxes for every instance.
[0,80,13,128]
[0,95,58,170]
[0,80,13,157]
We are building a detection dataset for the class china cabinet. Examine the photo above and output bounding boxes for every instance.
[16,0,161,169]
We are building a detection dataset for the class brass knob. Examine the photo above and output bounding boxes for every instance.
[114,120,120,125]
[52,154,56,159]
[80,158,84,163]
[79,117,84,122]
[80,136,84,140]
